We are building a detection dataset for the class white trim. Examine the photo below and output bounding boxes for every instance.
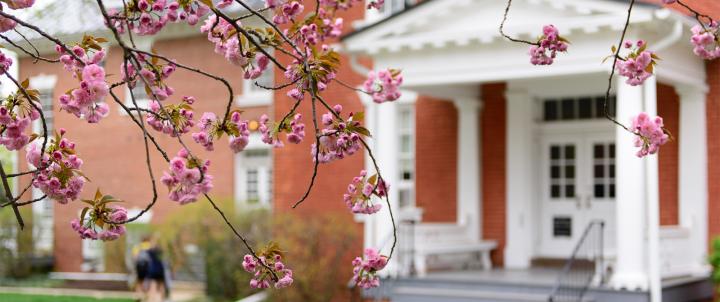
[452,97,481,242]
[29,74,58,91]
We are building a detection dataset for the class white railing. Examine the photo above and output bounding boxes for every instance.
[659,226,699,279]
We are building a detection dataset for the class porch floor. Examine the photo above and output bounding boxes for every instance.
[365,268,713,302]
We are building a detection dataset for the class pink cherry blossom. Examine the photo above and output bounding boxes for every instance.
[529,25,569,65]
[690,21,720,60]
[71,205,128,242]
[160,149,213,205]
[311,105,365,163]
[614,40,657,86]
[147,96,196,136]
[630,112,669,157]
[27,130,87,204]
[363,69,403,103]
[352,248,388,289]
[228,111,251,153]
[343,170,387,214]
[367,0,384,10]
[242,254,294,289]
[56,44,111,123]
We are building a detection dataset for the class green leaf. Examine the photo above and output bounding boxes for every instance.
[351,111,365,122]
[80,207,89,223]
[368,174,378,185]
[198,0,214,8]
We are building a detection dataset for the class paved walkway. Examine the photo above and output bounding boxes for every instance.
[0,282,205,301]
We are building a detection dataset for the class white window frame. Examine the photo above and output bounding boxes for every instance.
[30,74,57,135]
[235,58,274,107]
[234,133,273,209]
[396,104,415,209]
[363,0,412,24]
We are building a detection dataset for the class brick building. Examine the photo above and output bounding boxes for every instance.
[2,0,720,301]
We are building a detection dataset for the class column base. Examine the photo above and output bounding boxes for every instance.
[611,272,649,291]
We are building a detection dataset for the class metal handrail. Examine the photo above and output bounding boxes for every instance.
[548,220,605,302]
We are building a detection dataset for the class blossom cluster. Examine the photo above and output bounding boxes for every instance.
[192,111,251,153]
[367,0,384,10]
[266,0,304,25]
[613,40,658,86]
[200,14,276,80]
[363,69,403,103]
[311,104,365,163]
[352,248,388,289]
[0,50,12,74]
[26,129,86,204]
[0,0,35,33]
[108,0,209,35]
[56,41,110,123]
[630,112,669,158]
[160,149,213,204]
[228,111,251,153]
[343,170,388,215]
[284,46,339,101]
[242,253,294,289]
[70,190,127,241]
[259,113,305,147]
[529,25,569,65]
[690,22,720,60]
[0,80,41,151]
[147,96,196,137]
[121,53,177,101]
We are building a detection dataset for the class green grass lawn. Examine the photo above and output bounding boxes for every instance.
[0,293,136,302]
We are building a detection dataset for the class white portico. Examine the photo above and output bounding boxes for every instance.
[344,0,710,299]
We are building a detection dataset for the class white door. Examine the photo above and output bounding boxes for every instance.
[538,133,616,257]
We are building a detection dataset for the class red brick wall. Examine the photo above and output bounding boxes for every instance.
[707,60,720,245]
[415,96,457,222]
[17,35,264,272]
[481,83,506,266]
[657,83,679,226]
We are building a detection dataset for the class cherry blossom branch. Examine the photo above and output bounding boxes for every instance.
[0,11,84,64]
[1,193,46,208]
[0,33,58,63]
[603,0,635,133]
[499,0,538,46]
[212,8,289,71]
[204,193,279,281]
[0,159,23,229]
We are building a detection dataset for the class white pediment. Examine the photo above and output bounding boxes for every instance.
[344,0,658,54]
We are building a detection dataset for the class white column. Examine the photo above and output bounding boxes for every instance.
[361,93,401,276]
[612,77,649,290]
[452,97,481,241]
[504,89,533,268]
[676,85,709,275]
[644,77,661,302]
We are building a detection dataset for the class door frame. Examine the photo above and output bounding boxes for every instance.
[534,120,615,259]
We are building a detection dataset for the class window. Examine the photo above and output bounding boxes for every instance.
[123,38,153,113]
[237,63,274,107]
[543,95,616,121]
[549,144,576,199]
[235,147,272,207]
[397,105,415,208]
[125,80,152,110]
[82,234,105,272]
[366,0,413,20]
[247,169,259,202]
[32,90,53,135]
[593,143,616,199]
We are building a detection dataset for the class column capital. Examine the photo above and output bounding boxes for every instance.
[452,97,482,111]
[675,84,708,103]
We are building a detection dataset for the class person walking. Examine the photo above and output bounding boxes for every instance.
[132,236,171,302]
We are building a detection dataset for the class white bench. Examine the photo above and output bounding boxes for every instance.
[412,223,497,276]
